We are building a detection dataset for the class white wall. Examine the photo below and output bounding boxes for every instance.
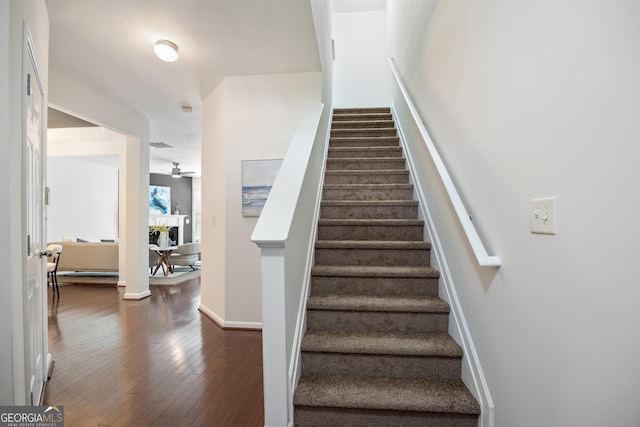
[332,10,391,107]
[387,1,640,426]
[49,70,151,299]
[47,156,118,242]
[200,72,321,327]
[191,177,202,241]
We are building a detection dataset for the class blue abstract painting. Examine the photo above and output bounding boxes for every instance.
[242,159,282,217]
[149,185,171,215]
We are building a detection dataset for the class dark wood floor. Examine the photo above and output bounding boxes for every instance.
[44,278,264,426]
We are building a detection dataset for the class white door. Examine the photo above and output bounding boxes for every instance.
[24,27,48,406]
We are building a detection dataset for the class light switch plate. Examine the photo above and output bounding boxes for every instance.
[531,197,557,235]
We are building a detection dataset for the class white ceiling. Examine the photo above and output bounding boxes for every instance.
[45,0,322,177]
[332,0,386,13]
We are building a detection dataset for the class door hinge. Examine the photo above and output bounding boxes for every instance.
[27,234,31,256]
[27,73,32,96]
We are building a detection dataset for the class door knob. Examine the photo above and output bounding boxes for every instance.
[39,249,52,258]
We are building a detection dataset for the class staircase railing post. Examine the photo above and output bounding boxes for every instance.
[257,244,290,427]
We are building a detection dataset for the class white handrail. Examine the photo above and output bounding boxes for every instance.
[252,104,325,247]
[388,58,501,268]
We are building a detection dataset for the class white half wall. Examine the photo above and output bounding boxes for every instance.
[200,72,321,327]
[46,156,118,243]
[387,1,640,426]
[332,9,391,107]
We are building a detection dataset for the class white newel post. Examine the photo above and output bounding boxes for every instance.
[257,244,290,427]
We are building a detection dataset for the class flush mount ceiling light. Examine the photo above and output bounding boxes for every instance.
[154,39,179,62]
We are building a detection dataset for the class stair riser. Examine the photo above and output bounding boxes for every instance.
[334,107,390,114]
[311,276,440,297]
[330,137,400,147]
[333,113,393,122]
[323,187,414,201]
[315,247,430,267]
[318,224,424,241]
[301,352,462,380]
[306,310,449,334]
[326,159,406,171]
[331,120,395,129]
[294,407,479,427]
[328,148,402,158]
[324,172,409,185]
[320,204,418,219]
[331,129,397,138]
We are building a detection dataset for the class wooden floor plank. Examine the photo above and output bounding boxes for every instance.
[44,280,264,426]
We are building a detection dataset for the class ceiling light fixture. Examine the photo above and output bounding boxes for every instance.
[154,39,179,62]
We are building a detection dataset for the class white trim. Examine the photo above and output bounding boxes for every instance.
[394,106,495,427]
[197,306,263,329]
[287,108,332,419]
[198,304,225,327]
[117,280,126,287]
[123,290,151,300]
[224,320,263,330]
[388,58,501,268]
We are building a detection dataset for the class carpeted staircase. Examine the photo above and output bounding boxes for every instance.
[293,108,480,426]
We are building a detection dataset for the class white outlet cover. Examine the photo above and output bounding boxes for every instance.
[531,197,557,235]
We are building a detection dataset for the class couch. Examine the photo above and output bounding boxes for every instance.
[51,241,119,272]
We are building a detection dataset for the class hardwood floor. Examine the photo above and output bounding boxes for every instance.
[44,279,264,426]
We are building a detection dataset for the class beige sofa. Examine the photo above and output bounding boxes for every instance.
[51,241,119,272]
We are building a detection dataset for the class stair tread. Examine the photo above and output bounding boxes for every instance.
[307,294,449,313]
[327,157,404,162]
[332,126,396,130]
[316,240,431,249]
[294,375,480,415]
[323,183,413,189]
[301,330,462,357]
[321,199,417,206]
[330,138,400,144]
[333,107,390,113]
[328,146,401,151]
[329,135,400,141]
[325,169,409,175]
[333,114,392,120]
[318,218,424,226]
[332,120,395,125]
[312,265,440,278]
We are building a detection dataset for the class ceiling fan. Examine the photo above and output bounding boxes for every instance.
[170,162,195,178]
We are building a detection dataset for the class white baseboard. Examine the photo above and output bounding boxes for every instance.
[198,304,262,330]
[123,290,151,300]
[394,105,494,427]
[224,320,262,330]
[117,280,126,287]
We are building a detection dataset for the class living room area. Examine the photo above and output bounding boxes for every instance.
[46,121,202,289]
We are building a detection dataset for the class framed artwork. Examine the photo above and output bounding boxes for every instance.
[242,159,283,217]
[149,185,171,215]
